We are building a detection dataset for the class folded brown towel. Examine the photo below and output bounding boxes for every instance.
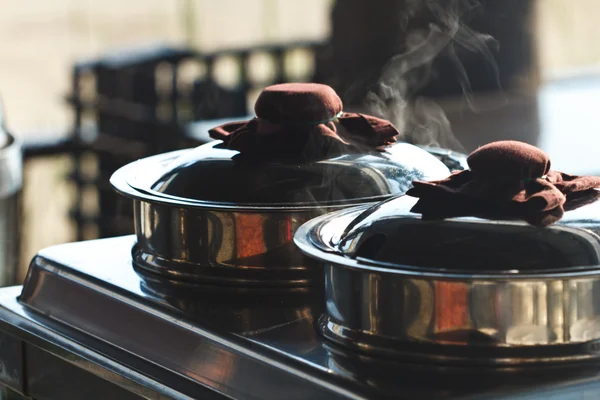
[208,83,399,161]
[406,141,600,226]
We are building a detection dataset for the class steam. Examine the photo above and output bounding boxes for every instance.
[365,0,501,152]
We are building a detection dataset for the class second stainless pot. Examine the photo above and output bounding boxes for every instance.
[295,194,600,365]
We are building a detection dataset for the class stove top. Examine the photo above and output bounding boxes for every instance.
[2,236,600,399]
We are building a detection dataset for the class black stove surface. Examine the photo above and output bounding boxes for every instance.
[3,236,600,399]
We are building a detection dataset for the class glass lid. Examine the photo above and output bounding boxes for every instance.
[296,193,600,277]
[111,140,453,210]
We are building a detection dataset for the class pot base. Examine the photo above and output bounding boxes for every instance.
[320,316,600,367]
[132,244,321,288]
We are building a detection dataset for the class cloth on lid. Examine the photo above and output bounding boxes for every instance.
[406,140,600,226]
[208,83,399,161]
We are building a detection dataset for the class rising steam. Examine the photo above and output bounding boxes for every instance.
[365,0,502,152]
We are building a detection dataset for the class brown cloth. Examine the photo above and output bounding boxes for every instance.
[406,140,600,226]
[209,83,399,161]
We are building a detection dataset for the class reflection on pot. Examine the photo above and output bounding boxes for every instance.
[140,273,320,336]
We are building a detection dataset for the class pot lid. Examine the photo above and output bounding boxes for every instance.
[295,192,600,277]
[111,140,453,210]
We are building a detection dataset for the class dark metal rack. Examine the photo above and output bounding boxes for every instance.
[22,41,324,242]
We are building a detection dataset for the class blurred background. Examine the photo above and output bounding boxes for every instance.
[0,0,599,281]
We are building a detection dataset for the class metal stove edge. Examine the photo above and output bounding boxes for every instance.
[9,236,368,400]
[2,236,600,399]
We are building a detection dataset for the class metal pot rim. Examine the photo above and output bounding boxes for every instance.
[110,149,398,212]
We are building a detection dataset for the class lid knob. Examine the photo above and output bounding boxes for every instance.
[208,83,400,161]
[407,140,600,226]
[254,83,342,124]
[468,140,551,180]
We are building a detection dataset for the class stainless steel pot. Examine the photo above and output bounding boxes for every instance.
[110,140,456,287]
[294,193,600,366]
[0,99,21,287]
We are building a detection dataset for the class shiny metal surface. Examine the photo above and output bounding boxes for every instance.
[294,193,600,365]
[414,145,469,171]
[140,271,321,335]
[8,237,600,399]
[0,287,222,400]
[0,135,20,199]
[0,193,20,288]
[111,140,456,286]
[113,140,451,208]
[130,200,324,286]
[0,100,22,288]
[16,238,367,400]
